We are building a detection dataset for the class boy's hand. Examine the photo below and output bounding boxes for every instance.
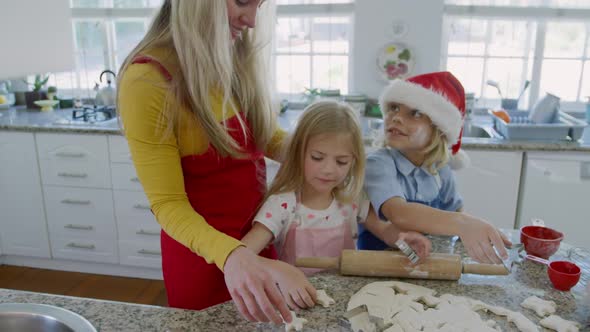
[457,214,512,264]
[398,231,431,263]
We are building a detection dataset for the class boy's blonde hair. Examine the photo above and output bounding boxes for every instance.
[118,0,276,158]
[268,101,365,203]
[421,126,450,175]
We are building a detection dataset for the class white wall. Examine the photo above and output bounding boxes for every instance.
[1,0,75,79]
[351,0,445,98]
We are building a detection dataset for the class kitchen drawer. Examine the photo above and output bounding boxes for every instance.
[113,190,160,241]
[108,135,133,164]
[37,133,111,189]
[111,163,143,191]
[119,240,162,269]
[44,186,117,241]
[51,236,118,264]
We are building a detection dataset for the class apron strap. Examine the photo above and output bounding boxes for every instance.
[131,55,173,81]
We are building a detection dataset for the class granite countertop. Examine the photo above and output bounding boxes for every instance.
[1,231,589,331]
[3,107,590,152]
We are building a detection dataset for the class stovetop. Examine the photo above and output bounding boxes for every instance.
[71,105,116,123]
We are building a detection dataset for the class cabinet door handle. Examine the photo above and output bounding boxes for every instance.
[64,224,94,231]
[58,172,88,178]
[136,229,160,236]
[61,199,91,205]
[66,242,95,250]
[55,152,86,158]
[130,177,140,182]
[138,249,161,256]
[133,204,151,210]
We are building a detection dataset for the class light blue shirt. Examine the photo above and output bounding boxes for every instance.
[364,148,463,220]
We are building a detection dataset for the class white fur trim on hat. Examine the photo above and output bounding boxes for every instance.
[379,79,463,143]
[449,149,470,170]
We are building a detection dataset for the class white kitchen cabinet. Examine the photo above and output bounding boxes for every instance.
[43,186,118,241]
[109,135,162,268]
[518,152,590,249]
[0,132,51,258]
[36,133,111,189]
[454,150,523,230]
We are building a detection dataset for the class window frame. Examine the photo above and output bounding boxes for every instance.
[61,1,355,101]
[443,4,590,111]
[273,3,355,100]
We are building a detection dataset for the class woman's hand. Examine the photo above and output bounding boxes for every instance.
[398,231,432,263]
[457,214,512,264]
[224,246,292,324]
[267,259,317,311]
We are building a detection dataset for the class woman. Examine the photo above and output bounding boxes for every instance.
[117,0,314,323]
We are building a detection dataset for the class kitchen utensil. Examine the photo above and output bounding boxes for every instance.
[503,243,524,272]
[520,225,563,259]
[395,239,420,264]
[501,98,518,110]
[526,254,581,291]
[0,303,97,332]
[486,80,503,99]
[516,80,531,103]
[95,70,116,106]
[529,93,559,124]
[295,250,509,281]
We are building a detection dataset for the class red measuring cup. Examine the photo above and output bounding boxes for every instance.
[526,254,581,291]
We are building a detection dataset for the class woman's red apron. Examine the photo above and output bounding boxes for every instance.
[131,56,277,310]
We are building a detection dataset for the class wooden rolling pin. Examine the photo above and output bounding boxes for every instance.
[295,249,508,281]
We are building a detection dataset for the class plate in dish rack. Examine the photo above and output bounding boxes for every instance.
[376,42,414,81]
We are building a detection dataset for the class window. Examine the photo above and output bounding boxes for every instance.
[48,0,354,101]
[443,1,590,111]
[46,0,160,99]
[274,1,354,99]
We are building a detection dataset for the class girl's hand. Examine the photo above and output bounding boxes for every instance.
[224,246,292,324]
[267,259,317,311]
[399,231,431,263]
[457,214,512,264]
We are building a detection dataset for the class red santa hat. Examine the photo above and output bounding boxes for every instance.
[379,71,470,169]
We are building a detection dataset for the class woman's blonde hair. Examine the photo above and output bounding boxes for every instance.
[117,0,276,158]
[268,101,366,203]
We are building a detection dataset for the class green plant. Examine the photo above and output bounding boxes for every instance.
[303,87,320,97]
[47,86,57,93]
[24,74,50,92]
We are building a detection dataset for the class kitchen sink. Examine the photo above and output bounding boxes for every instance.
[462,123,499,138]
[0,303,96,332]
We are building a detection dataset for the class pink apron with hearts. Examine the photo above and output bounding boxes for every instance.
[278,199,356,275]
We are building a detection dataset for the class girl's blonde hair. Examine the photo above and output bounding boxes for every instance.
[268,101,366,203]
[117,0,276,158]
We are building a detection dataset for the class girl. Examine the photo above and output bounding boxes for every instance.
[359,71,512,264]
[117,0,309,323]
[242,101,431,304]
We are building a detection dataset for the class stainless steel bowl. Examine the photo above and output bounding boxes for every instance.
[0,303,96,332]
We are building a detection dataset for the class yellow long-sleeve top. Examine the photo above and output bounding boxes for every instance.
[118,49,285,271]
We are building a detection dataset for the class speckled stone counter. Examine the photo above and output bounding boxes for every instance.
[0,108,120,134]
[1,232,588,331]
[2,107,590,152]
